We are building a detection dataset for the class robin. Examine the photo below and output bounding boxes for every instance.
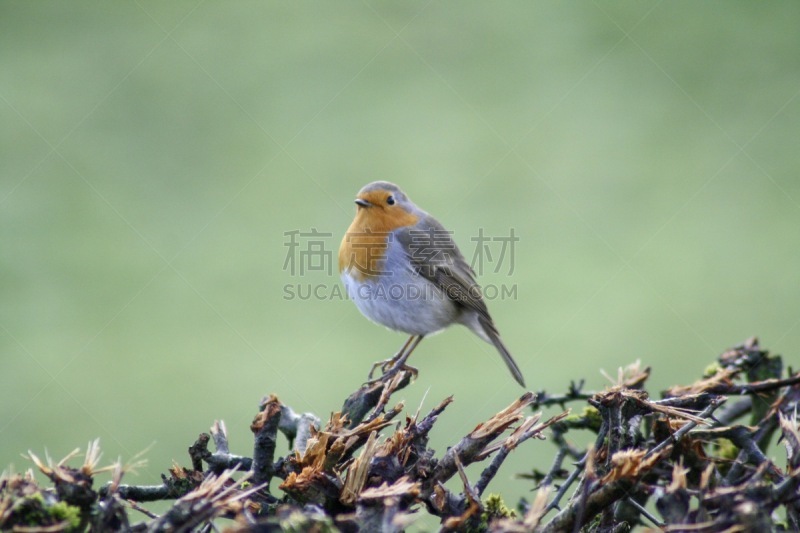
[338,181,525,387]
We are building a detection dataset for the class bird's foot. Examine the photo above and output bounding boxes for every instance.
[367,359,418,384]
[368,356,399,380]
[390,363,418,380]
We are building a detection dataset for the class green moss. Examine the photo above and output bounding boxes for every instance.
[703,362,722,378]
[467,493,517,531]
[5,493,83,531]
[14,494,47,526]
[713,437,738,463]
[484,493,516,519]
[581,514,630,532]
[715,438,738,460]
[559,406,603,433]
[581,406,603,431]
[582,513,602,532]
[50,501,82,531]
[710,438,738,477]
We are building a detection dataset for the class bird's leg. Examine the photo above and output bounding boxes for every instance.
[368,335,424,379]
[389,334,423,372]
[369,335,415,379]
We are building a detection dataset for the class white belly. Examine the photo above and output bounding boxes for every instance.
[342,265,459,336]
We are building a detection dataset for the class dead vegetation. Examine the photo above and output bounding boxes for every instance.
[2,337,799,531]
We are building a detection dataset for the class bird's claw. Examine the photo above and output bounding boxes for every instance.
[367,359,418,383]
[368,358,395,380]
[397,363,418,379]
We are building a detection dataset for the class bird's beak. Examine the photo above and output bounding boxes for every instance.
[355,198,372,208]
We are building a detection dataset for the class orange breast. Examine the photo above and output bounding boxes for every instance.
[338,204,418,281]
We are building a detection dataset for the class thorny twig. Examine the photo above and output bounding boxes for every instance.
[644,397,726,460]
[4,337,800,532]
[531,380,594,410]
[475,411,570,496]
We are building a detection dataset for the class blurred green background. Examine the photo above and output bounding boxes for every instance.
[2,1,799,528]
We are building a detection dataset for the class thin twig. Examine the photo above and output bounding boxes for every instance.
[544,464,583,513]
[126,499,159,519]
[539,446,569,489]
[531,380,594,410]
[707,373,800,395]
[626,496,665,528]
[644,397,726,460]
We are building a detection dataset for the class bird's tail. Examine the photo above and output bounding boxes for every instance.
[479,317,526,387]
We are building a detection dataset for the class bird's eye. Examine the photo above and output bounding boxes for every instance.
[386,195,395,205]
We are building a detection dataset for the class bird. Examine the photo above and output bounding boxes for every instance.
[338,181,525,387]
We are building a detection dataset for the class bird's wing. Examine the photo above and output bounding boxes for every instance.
[396,214,526,387]
[394,215,492,323]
